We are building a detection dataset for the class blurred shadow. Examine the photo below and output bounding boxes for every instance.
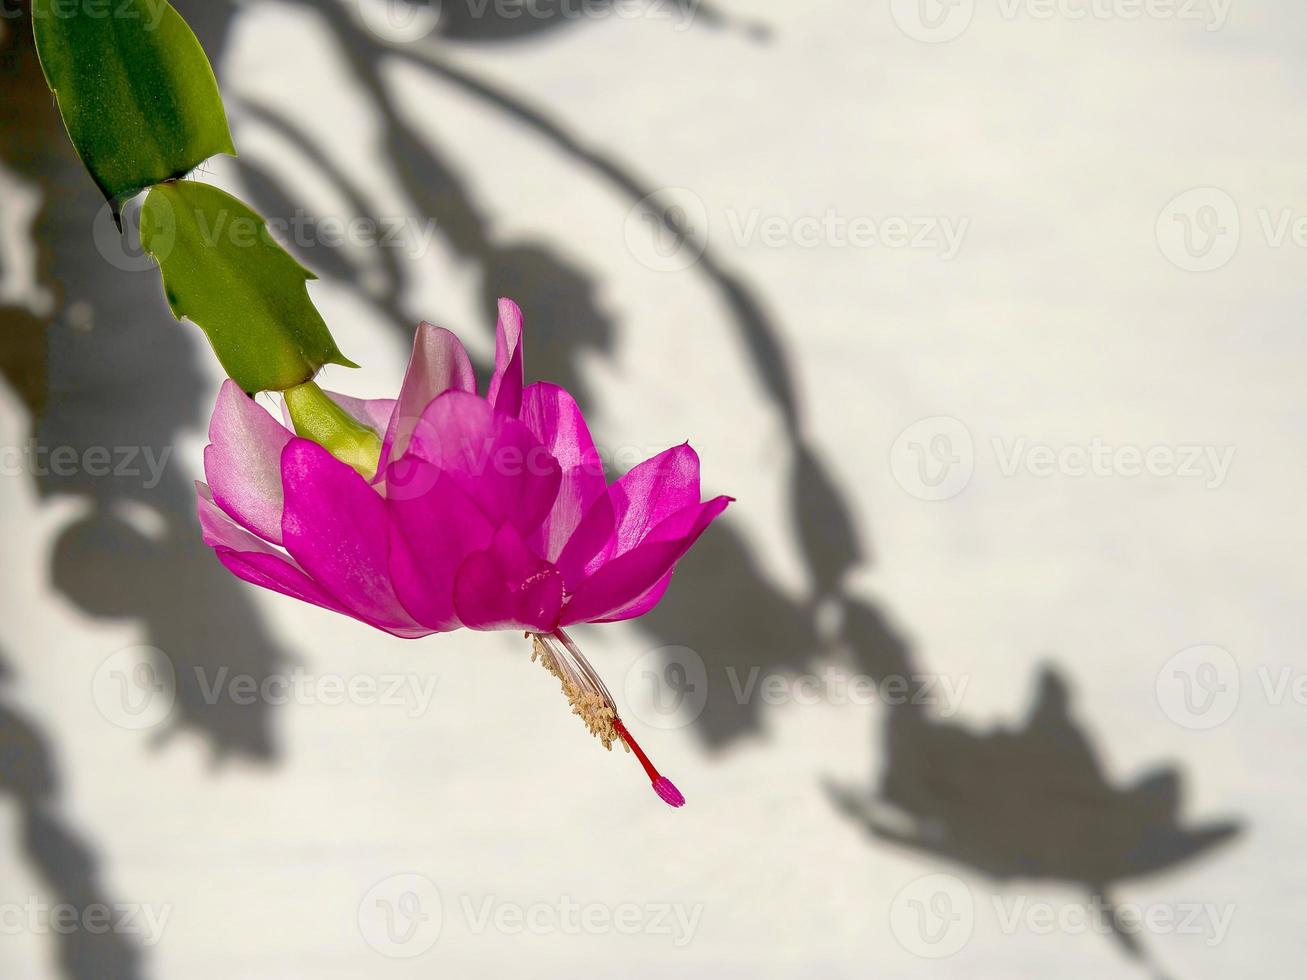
[1,1,288,764]
[0,648,145,979]
[828,667,1241,979]
[389,0,769,43]
[228,0,618,405]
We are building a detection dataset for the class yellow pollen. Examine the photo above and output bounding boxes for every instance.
[530,634,627,752]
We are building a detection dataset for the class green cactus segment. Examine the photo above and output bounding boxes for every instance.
[31,0,236,211]
[140,181,358,393]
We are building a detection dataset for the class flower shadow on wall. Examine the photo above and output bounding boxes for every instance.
[828,667,1241,980]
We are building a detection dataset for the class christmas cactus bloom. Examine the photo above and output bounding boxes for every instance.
[195,300,730,806]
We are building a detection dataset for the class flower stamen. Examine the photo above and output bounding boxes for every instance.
[530,629,685,808]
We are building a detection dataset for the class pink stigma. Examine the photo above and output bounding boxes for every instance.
[653,777,686,808]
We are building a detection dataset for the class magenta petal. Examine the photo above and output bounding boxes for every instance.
[198,483,353,618]
[215,549,349,617]
[591,569,674,624]
[281,438,423,634]
[519,382,606,561]
[379,322,476,477]
[204,380,294,545]
[561,496,730,625]
[607,443,702,550]
[387,459,495,631]
[486,298,524,417]
[407,390,561,537]
[452,523,564,632]
[556,443,702,588]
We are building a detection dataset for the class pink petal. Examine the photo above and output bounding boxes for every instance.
[280,438,424,635]
[519,382,606,561]
[555,443,702,589]
[379,321,476,477]
[197,482,354,619]
[323,392,396,433]
[407,390,561,538]
[590,569,674,624]
[486,298,524,417]
[204,380,294,545]
[561,496,730,625]
[386,459,496,631]
[452,522,564,632]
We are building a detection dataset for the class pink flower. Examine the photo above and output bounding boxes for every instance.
[195,299,729,806]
